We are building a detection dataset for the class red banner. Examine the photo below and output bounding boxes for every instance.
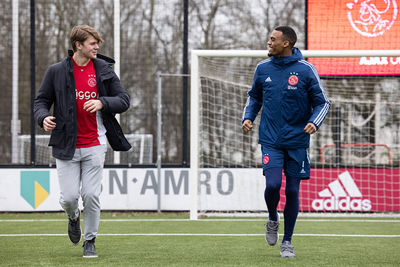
[307,0,400,75]
[278,168,400,212]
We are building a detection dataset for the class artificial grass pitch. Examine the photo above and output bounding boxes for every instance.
[0,212,399,266]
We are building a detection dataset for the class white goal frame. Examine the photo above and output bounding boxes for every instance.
[189,49,400,220]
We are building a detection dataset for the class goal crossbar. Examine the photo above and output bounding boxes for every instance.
[191,50,400,58]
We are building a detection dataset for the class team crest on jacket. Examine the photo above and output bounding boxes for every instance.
[263,155,270,165]
[288,74,298,86]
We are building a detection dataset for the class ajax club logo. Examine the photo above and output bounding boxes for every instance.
[288,75,298,86]
[312,171,371,211]
[263,155,270,165]
[88,74,97,87]
[20,171,50,209]
[288,72,299,90]
[347,0,398,37]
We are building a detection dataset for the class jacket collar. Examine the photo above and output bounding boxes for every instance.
[270,47,303,66]
[66,50,115,72]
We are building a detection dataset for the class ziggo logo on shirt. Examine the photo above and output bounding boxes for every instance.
[75,89,97,100]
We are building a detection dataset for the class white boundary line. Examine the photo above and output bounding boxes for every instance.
[0,233,399,238]
[205,212,400,218]
[0,218,399,222]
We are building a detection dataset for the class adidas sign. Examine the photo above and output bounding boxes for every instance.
[311,171,372,211]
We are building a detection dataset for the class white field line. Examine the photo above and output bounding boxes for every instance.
[206,212,400,218]
[0,218,399,222]
[0,233,399,238]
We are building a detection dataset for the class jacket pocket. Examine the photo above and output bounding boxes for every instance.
[103,113,132,151]
[283,89,308,124]
[48,122,66,147]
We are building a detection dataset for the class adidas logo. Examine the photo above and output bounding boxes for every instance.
[300,161,306,174]
[312,171,371,211]
[265,77,272,82]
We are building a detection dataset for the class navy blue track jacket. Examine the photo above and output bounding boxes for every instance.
[242,48,330,149]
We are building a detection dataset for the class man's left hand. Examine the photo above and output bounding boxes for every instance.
[83,99,103,113]
[304,122,316,134]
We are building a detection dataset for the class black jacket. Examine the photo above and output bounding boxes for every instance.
[34,50,131,160]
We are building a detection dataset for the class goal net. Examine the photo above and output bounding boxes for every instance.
[190,50,400,219]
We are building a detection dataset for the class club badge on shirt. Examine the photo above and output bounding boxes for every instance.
[88,74,97,87]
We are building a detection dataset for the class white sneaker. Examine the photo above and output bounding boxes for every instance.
[265,217,279,246]
[280,241,295,258]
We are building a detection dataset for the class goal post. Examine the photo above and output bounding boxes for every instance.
[190,49,400,220]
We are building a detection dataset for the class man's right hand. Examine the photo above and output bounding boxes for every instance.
[43,116,56,132]
[242,120,253,133]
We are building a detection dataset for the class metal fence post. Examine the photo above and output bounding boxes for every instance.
[156,71,162,213]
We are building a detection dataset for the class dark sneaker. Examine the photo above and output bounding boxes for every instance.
[265,217,279,246]
[68,211,81,245]
[83,239,98,258]
[280,241,295,258]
